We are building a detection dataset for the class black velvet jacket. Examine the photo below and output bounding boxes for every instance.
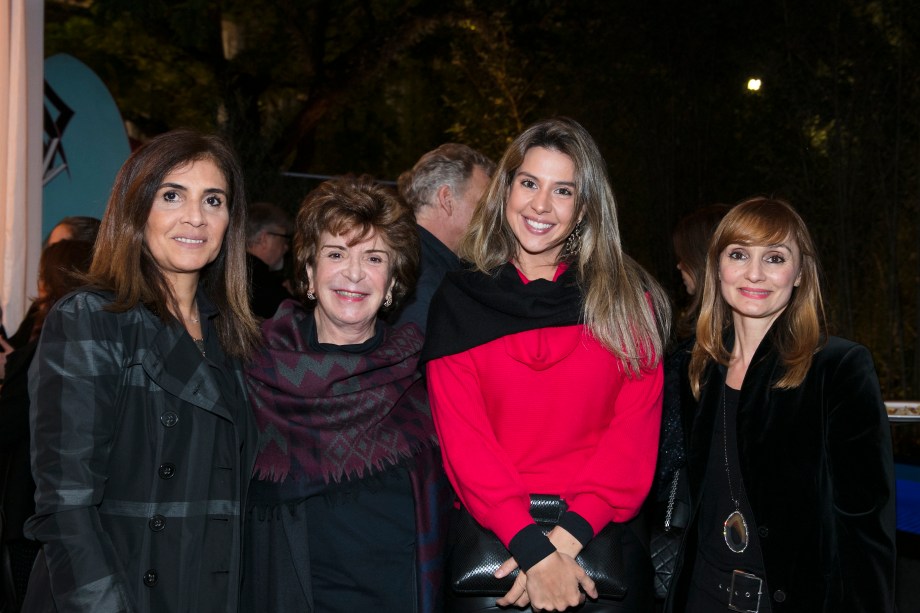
[665,333,896,613]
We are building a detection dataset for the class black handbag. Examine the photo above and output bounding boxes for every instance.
[447,494,628,599]
[650,468,689,599]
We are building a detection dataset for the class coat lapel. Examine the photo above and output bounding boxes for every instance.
[140,312,232,422]
[687,364,720,508]
[734,337,783,498]
[686,332,783,506]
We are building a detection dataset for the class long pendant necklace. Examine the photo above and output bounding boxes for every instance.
[722,386,749,553]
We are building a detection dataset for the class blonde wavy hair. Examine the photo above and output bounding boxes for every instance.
[460,117,670,375]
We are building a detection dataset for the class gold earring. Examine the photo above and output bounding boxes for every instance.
[561,220,584,259]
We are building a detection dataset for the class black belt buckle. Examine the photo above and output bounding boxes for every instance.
[728,569,762,613]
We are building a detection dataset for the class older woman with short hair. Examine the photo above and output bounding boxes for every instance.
[242,175,446,613]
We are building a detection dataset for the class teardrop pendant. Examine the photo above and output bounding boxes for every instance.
[723,510,749,553]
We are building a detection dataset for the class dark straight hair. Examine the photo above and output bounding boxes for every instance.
[87,129,259,359]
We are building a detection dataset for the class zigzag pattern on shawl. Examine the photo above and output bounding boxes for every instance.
[247,302,437,487]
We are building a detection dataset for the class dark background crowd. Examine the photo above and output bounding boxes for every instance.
[44,0,920,402]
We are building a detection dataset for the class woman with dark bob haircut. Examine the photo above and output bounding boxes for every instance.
[665,197,896,612]
[23,129,261,613]
[243,175,448,612]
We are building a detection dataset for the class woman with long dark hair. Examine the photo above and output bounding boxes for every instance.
[24,130,260,613]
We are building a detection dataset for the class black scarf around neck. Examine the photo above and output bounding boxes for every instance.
[420,262,584,364]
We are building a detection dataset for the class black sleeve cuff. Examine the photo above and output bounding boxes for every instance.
[558,511,593,547]
[508,524,556,572]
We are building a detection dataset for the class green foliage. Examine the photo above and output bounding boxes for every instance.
[44,0,920,396]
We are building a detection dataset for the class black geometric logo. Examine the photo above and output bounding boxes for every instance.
[43,81,74,186]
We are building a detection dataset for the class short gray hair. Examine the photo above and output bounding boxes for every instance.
[397,143,494,213]
[246,201,292,243]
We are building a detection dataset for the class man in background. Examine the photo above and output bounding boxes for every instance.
[246,202,293,320]
[391,143,494,330]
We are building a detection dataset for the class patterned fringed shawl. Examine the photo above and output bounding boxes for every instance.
[247,299,436,487]
[246,299,448,611]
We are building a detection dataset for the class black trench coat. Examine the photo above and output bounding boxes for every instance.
[23,289,257,613]
[665,334,896,613]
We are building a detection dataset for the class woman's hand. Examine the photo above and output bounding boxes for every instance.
[547,525,583,559]
[495,556,530,608]
[494,551,598,611]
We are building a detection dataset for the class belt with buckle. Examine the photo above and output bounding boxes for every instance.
[717,569,764,613]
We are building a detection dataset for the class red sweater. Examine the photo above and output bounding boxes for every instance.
[427,319,663,549]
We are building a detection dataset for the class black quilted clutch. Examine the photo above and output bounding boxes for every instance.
[447,494,628,599]
[650,468,689,599]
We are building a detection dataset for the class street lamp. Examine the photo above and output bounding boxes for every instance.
[747,78,762,92]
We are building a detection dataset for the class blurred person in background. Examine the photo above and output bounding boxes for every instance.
[649,203,730,607]
[390,143,494,331]
[671,205,732,341]
[0,239,93,612]
[245,201,293,319]
[44,215,101,247]
[7,216,101,350]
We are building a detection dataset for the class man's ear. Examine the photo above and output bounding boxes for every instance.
[436,184,454,216]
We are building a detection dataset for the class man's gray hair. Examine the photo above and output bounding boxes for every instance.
[397,143,494,213]
[246,201,292,243]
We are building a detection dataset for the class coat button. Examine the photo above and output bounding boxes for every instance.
[160,411,179,428]
[773,589,786,602]
[148,515,166,532]
[158,463,176,479]
[758,526,769,537]
[143,569,158,587]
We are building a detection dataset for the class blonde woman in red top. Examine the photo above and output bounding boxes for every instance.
[423,117,670,612]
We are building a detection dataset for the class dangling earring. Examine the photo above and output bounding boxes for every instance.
[306,290,316,300]
[562,219,584,259]
[384,292,393,308]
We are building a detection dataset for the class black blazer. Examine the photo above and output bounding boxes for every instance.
[666,334,896,613]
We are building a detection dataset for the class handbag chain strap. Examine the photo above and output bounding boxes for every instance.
[664,469,680,532]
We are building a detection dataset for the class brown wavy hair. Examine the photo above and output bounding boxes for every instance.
[292,175,419,311]
[86,129,259,359]
[689,197,827,398]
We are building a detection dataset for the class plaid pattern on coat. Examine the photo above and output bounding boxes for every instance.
[22,289,257,613]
